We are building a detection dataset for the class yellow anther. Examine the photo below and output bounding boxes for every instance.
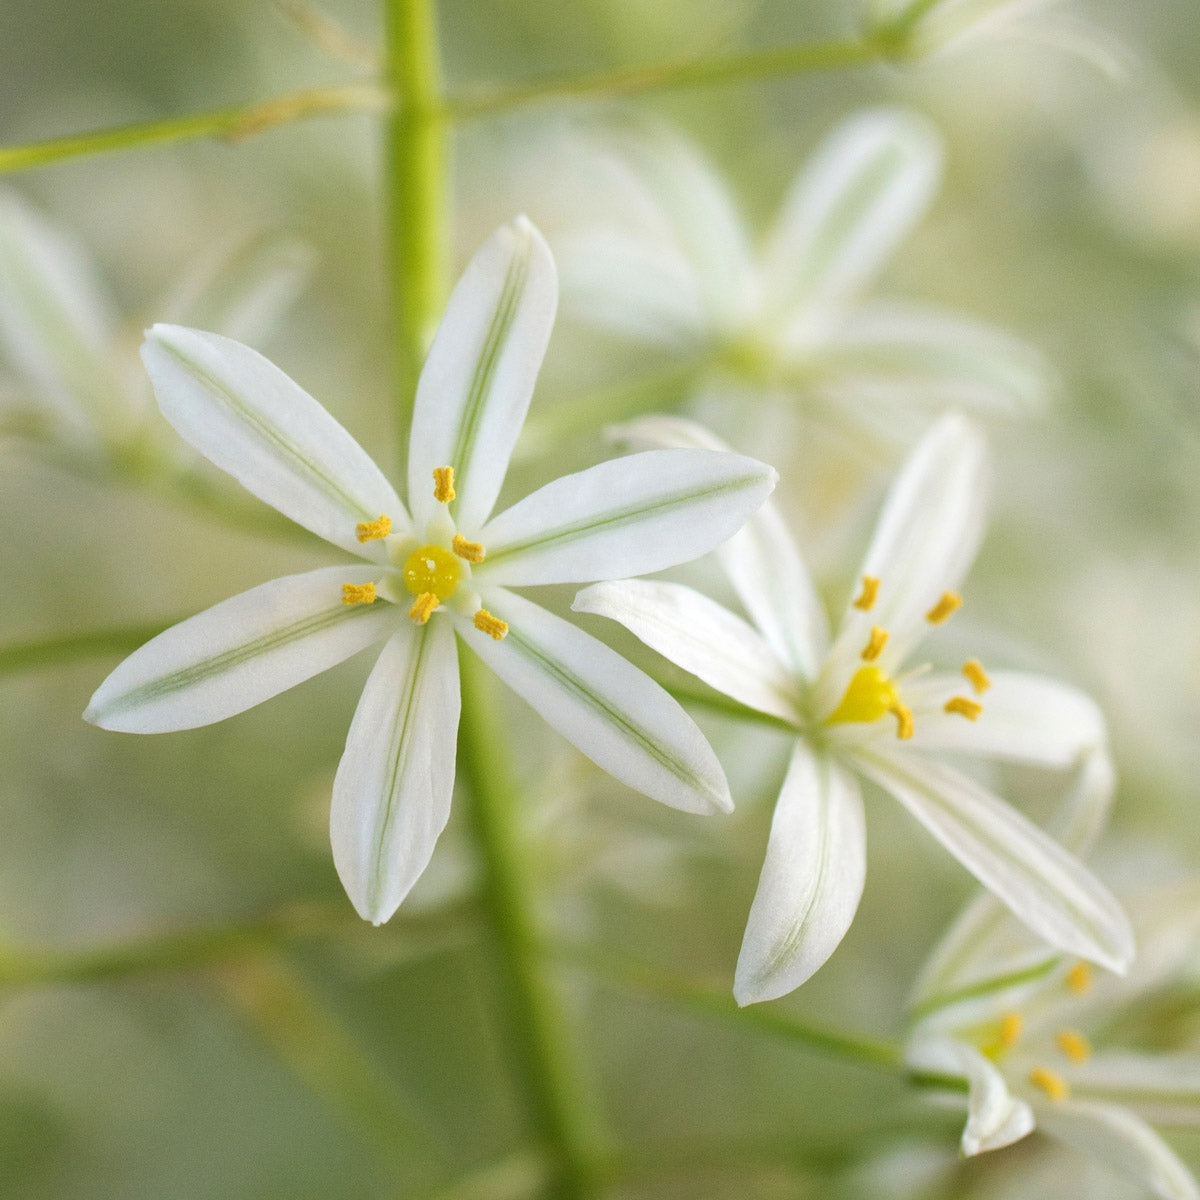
[1066,961,1093,995]
[999,1012,1023,1050]
[891,702,914,740]
[433,466,456,503]
[408,592,439,624]
[452,534,486,563]
[926,592,962,625]
[1028,1066,1069,1103]
[962,659,991,694]
[474,609,508,640]
[341,582,377,606]
[944,696,983,721]
[1055,1029,1092,1064]
[403,543,462,601]
[355,514,392,543]
[852,576,880,611]
[861,625,889,662]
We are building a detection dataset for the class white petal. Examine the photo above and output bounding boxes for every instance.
[734,742,866,1003]
[759,108,943,332]
[142,325,408,557]
[476,449,776,586]
[1068,1053,1200,1127]
[852,745,1134,973]
[84,566,395,732]
[907,1036,1035,1154]
[330,620,460,925]
[572,579,801,724]
[456,588,731,815]
[821,412,988,697]
[1038,1100,1200,1200]
[407,217,557,532]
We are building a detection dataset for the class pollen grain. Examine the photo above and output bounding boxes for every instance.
[433,465,456,503]
[341,582,377,606]
[852,576,880,611]
[452,534,486,563]
[944,696,983,721]
[926,592,962,625]
[861,625,889,662]
[355,514,392,543]
[409,592,439,624]
[474,609,509,640]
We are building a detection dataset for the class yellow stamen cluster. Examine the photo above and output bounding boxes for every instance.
[1055,1029,1091,1064]
[861,625,889,662]
[433,465,456,503]
[962,658,991,694]
[944,696,983,721]
[926,591,962,625]
[341,582,377,606]
[852,575,880,611]
[474,609,508,640]
[409,592,439,624]
[1028,1066,1069,1103]
[1066,961,1093,995]
[355,514,392,543]
[452,534,486,563]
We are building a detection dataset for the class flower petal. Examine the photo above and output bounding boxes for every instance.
[907,1036,1035,1154]
[1068,1053,1200,1128]
[330,620,460,925]
[734,741,866,1003]
[456,588,731,815]
[852,745,1134,973]
[476,449,776,586]
[572,579,801,724]
[142,325,408,557]
[407,216,557,532]
[84,566,395,732]
[1037,1100,1200,1200]
[759,108,942,333]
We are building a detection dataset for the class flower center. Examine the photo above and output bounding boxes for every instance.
[403,543,463,601]
[826,665,913,738]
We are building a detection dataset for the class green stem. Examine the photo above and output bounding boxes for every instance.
[0,84,389,177]
[457,649,599,1200]
[385,0,449,455]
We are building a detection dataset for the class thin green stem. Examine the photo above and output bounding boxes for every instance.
[385,0,449,457]
[0,84,389,177]
[457,649,600,1200]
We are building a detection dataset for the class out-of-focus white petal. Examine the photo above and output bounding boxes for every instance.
[84,566,396,732]
[759,109,943,334]
[330,620,460,925]
[407,217,557,532]
[907,1036,1035,1153]
[1068,1053,1200,1127]
[476,449,776,586]
[0,188,125,432]
[1037,1100,1200,1200]
[142,325,408,557]
[852,745,1134,973]
[572,579,801,724]
[456,588,731,815]
[734,742,866,1003]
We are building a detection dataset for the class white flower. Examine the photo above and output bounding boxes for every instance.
[907,869,1200,1200]
[84,218,778,925]
[558,110,1052,434]
[573,412,1133,1003]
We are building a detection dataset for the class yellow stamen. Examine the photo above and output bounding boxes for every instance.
[891,702,914,740]
[474,609,508,640]
[432,466,456,503]
[452,533,486,563]
[408,592,438,624]
[341,582,377,606]
[1066,961,1093,995]
[1028,1066,1069,1103]
[1055,1029,1092,1064]
[982,1011,1023,1059]
[355,514,392,543]
[852,576,880,611]
[944,696,983,721]
[962,658,991,694]
[402,543,462,601]
[926,592,962,625]
[861,625,889,662]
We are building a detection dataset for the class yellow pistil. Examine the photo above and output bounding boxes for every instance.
[408,592,439,624]
[452,534,486,563]
[341,582,377,606]
[473,609,508,640]
[432,465,456,503]
[926,592,962,625]
[827,666,914,740]
[1066,961,1093,995]
[852,575,880,611]
[1055,1029,1092,1064]
[861,625,889,662]
[962,658,991,694]
[944,696,983,721]
[402,543,462,601]
[355,514,392,543]
[1028,1066,1069,1103]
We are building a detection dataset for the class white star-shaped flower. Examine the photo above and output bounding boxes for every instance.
[84,218,778,925]
[574,412,1133,1003]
